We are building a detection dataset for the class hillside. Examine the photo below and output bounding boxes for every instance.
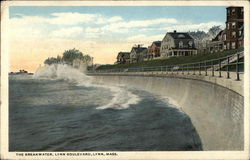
[96,48,243,70]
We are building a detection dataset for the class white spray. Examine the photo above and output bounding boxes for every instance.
[33,64,140,109]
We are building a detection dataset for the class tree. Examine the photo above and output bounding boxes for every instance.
[208,25,222,38]
[44,56,62,65]
[189,30,207,41]
[62,48,84,65]
[80,54,92,63]
[62,48,92,65]
[44,48,92,66]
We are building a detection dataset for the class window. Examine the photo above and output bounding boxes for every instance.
[227,23,230,29]
[238,41,242,47]
[232,31,236,38]
[227,42,230,49]
[239,30,242,36]
[231,42,236,49]
[179,41,183,48]
[232,9,235,15]
[241,8,243,14]
[227,10,230,15]
[188,41,193,47]
[223,45,227,50]
[232,22,236,29]
[223,34,226,40]
[178,34,185,38]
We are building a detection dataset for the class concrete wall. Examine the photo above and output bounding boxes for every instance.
[91,75,244,151]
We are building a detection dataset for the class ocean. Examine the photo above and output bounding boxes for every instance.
[9,64,202,151]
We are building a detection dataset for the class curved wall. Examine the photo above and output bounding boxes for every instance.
[92,75,244,150]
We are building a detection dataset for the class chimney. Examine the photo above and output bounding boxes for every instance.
[174,30,177,33]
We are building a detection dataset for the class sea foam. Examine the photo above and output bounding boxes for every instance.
[33,64,140,109]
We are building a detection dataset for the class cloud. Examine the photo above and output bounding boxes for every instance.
[85,27,101,33]
[125,22,225,45]
[9,16,47,39]
[10,12,99,26]
[164,21,225,32]
[126,34,163,45]
[9,12,225,46]
[84,27,104,38]
[96,16,123,24]
[107,16,123,22]
[103,18,178,33]
[50,27,84,39]
[9,13,124,39]
[50,12,98,25]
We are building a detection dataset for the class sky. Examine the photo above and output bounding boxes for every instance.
[9,6,227,72]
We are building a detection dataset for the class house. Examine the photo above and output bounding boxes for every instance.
[141,48,148,61]
[130,45,148,63]
[196,41,210,54]
[148,41,161,59]
[209,30,227,53]
[116,52,130,64]
[208,6,243,52]
[160,30,197,58]
[224,6,244,50]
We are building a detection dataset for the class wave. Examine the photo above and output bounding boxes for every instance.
[33,64,92,86]
[96,85,140,110]
[33,64,140,109]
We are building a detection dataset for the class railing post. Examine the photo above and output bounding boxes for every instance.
[227,57,230,79]
[193,64,195,75]
[182,65,184,74]
[205,61,207,76]
[96,52,243,80]
[212,61,214,77]
[236,53,240,81]
[199,62,201,75]
[219,59,222,77]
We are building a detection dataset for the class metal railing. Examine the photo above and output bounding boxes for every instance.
[91,52,244,81]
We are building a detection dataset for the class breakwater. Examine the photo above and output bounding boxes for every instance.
[90,74,244,150]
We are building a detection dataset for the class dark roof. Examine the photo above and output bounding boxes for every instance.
[117,52,130,58]
[212,30,224,41]
[165,32,196,49]
[168,32,193,40]
[131,46,147,54]
[152,41,161,47]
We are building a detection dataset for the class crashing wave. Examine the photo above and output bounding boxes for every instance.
[33,64,141,109]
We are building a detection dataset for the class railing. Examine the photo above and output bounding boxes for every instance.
[91,52,244,81]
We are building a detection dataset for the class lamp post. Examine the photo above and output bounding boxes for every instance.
[91,57,94,71]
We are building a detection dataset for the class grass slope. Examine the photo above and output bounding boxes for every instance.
[96,48,243,70]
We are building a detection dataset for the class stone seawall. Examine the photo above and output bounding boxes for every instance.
[91,75,244,150]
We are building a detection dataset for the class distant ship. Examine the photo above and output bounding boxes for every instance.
[9,70,33,75]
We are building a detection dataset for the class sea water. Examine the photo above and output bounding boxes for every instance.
[9,64,202,151]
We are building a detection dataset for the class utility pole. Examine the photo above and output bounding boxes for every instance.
[91,57,94,71]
